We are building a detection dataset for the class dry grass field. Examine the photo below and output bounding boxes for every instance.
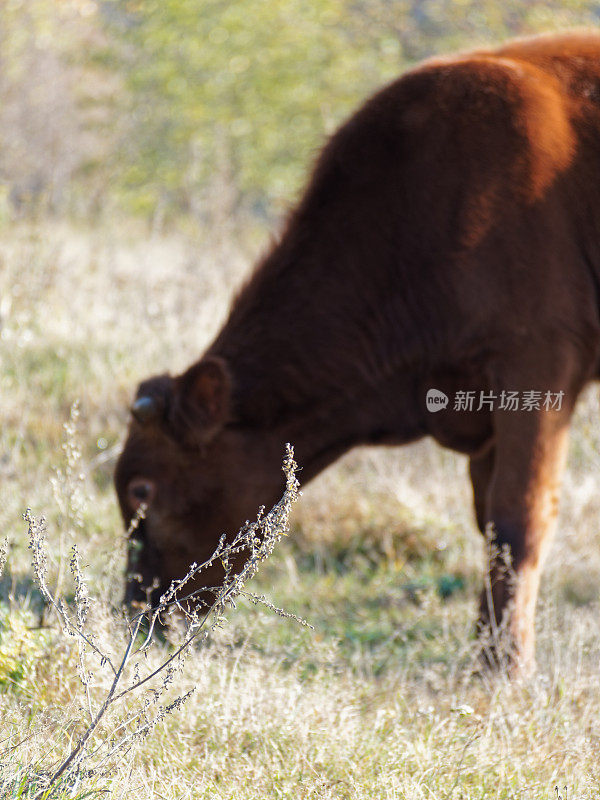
[1,221,600,798]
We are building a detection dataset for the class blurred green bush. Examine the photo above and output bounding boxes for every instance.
[1,0,599,225]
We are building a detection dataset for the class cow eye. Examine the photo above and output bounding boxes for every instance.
[127,478,156,510]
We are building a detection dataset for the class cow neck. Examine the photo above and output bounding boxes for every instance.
[208,223,427,483]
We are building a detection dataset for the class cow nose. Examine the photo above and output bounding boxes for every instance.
[127,478,156,510]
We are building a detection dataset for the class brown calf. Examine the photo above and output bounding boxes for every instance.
[115,31,600,673]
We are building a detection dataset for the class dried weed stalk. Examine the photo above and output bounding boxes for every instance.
[0,538,8,579]
[6,407,303,799]
[478,524,516,675]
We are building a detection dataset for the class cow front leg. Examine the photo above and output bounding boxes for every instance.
[469,446,495,533]
[477,400,572,675]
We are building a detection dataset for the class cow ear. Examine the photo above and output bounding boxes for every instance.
[171,356,231,444]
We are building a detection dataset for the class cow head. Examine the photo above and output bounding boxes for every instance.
[115,357,282,608]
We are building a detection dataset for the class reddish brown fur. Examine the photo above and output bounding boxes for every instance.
[115,31,600,674]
